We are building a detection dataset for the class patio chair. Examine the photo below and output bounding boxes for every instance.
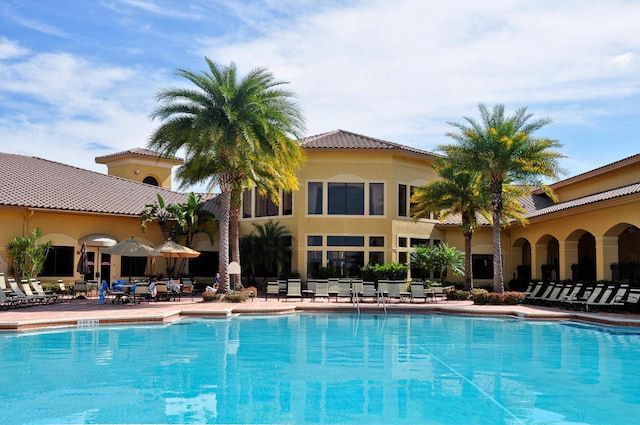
[0,287,20,309]
[29,280,58,303]
[622,288,640,313]
[328,278,339,298]
[132,283,150,304]
[336,280,351,302]
[56,281,75,302]
[303,279,317,299]
[351,279,364,299]
[361,281,377,302]
[0,272,8,292]
[313,280,330,302]
[431,285,448,303]
[286,279,302,301]
[410,283,429,303]
[386,281,403,302]
[73,281,88,298]
[180,278,194,299]
[8,279,39,306]
[265,281,280,300]
[585,283,629,312]
[566,283,604,311]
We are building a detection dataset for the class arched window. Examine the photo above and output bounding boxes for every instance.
[143,176,159,186]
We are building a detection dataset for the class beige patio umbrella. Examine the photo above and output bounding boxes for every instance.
[102,237,162,281]
[155,240,200,277]
[154,240,201,258]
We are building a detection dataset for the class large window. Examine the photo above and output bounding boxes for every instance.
[307,251,322,278]
[255,190,279,217]
[308,182,323,215]
[121,257,147,278]
[188,251,219,277]
[472,254,494,279]
[328,183,364,215]
[327,251,364,277]
[398,184,407,216]
[41,246,74,276]
[327,236,364,246]
[282,191,293,216]
[369,183,384,215]
[242,191,252,218]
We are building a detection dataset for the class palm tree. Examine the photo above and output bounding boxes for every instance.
[240,220,293,282]
[148,59,305,293]
[411,158,491,290]
[441,104,564,293]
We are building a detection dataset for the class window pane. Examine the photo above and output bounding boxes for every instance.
[307,251,323,278]
[472,254,494,279]
[399,252,407,264]
[242,190,252,218]
[121,257,147,279]
[410,238,429,247]
[398,184,407,216]
[327,236,365,246]
[369,251,384,265]
[282,191,293,216]
[328,183,364,215]
[369,183,384,215]
[308,182,323,214]
[307,236,323,246]
[42,246,74,277]
[255,190,279,217]
[327,251,364,277]
[398,237,407,248]
[369,236,384,247]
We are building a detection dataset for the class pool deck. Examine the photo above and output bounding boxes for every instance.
[2,295,640,331]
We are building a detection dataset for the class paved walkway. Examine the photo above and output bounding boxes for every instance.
[2,295,640,331]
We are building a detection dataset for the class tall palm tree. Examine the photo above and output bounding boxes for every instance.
[411,158,491,291]
[441,104,564,293]
[148,59,305,293]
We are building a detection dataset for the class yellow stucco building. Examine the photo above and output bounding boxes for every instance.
[1,130,639,288]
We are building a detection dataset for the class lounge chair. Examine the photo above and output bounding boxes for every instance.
[57,281,75,302]
[431,285,448,303]
[8,279,39,306]
[586,284,629,312]
[336,280,351,302]
[622,288,640,313]
[303,279,317,299]
[410,283,429,303]
[386,281,403,302]
[313,280,330,302]
[528,282,555,304]
[265,281,280,300]
[286,279,302,301]
[132,284,150,304]
[29,280,58,303]
[328,278,339,299]
[73,281,88,298]
[351,279,364,299]
[0,272,8,292]
[523,282,544,303]
[0,288,20,310]
[361,281,377,302]
[546,283,575,306]
[566,283,604,311]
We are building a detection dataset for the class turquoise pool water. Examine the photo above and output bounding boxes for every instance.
[1,314,639,424]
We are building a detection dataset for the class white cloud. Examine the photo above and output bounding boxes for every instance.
[197,0,640,149]
[0,37,29,60]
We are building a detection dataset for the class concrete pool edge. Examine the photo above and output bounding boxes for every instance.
[3,299,640,331]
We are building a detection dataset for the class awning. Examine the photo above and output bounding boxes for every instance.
[79,234,118,247]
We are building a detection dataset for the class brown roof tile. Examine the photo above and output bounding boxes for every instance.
[300,129,440,158]
[0,152,190,215]
[95,148,183,164]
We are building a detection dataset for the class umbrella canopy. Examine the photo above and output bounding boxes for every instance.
[102,237,162,257]
[155,240,201,258]
[76,241,90,275]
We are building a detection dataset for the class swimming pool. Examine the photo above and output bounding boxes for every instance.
[1,313,639,424]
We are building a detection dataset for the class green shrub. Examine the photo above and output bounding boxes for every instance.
[201,290,216,302]
[446,288,471,301]
[472,290,525,305]
[223,292,249,303]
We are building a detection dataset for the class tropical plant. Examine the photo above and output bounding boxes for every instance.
[411,243,465,282]
[141,193,174,241]
[411,157,490,290]
[8,228,52,281]
[441,103,565,293]
[240,220,293,283]
[148,59,305,293]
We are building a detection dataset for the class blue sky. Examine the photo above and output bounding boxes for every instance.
[1,0,639,193]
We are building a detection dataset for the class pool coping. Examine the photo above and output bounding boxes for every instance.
[3,297,640,331]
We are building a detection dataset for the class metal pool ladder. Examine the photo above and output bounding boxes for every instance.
[378,287,387,315]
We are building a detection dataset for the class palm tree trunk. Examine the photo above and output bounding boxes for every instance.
[491,181,505,293]
[217,187,231,293]
[464,229,473,291]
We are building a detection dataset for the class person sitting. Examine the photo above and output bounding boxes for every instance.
[205,282,219,294]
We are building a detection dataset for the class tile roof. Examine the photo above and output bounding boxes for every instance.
[0,152,190,215]
[300,129,440,158]
[439,183,640,226]
[95,148,183,164]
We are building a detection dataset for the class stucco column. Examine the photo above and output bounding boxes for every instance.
[595,235,618,281]
[559,240,578,281]
[532,243,546,281]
